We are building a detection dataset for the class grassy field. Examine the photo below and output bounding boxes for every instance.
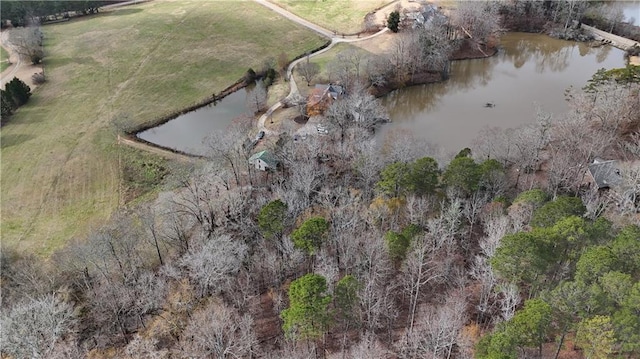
[0,46,10,72]
[272,0,390,34]
[0,0,326,255]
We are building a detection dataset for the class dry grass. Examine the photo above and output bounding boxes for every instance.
[292,42,375,91]
[271,0,391,34]
[0,0,326,255]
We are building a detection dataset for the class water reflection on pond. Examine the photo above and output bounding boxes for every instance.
[137,85,256,156]
[380,32,625,153]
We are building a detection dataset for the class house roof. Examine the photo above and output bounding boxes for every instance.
[249,150,278,168]
[309,84,344,106]
[588,158,622,189]
[308,87,327,107]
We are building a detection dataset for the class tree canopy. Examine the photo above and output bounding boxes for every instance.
[291,217,329,254]
[257,200,288,240]
[281,274,332,341]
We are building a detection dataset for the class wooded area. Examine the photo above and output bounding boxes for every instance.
[1,1,639,358]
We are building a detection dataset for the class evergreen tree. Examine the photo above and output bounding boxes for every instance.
[387,10,400,33]
[5,77,31,107]
[281,274,332,341]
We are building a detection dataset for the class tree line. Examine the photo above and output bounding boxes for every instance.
[1,1,125,27]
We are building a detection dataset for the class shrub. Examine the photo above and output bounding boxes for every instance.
[32,72,45,84]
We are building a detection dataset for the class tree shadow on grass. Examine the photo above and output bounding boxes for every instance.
[0,134,35,149]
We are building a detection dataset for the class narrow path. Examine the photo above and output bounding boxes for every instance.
[118,135,197,162]
[254,0,390,135]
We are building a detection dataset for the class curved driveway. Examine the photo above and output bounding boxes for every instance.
[0,31,23,89]
[253,0,390,135]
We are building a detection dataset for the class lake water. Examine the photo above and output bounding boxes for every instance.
[620,1,639,25]
[137,85,254,156]
[380,32,626,153]
[139,33,626,156]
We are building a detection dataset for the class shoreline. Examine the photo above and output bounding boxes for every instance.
[126,42,501,158]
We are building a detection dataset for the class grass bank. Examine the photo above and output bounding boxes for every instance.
[0,0,326,255]
[271,0,389,34]
[0,46,10,72]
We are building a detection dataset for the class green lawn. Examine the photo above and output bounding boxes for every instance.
[1,0,326,255]
[272,0,390,34]
[0,46,10,72]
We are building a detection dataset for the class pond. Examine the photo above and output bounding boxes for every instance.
[620,1,640,26]
[139,33,626,156]
[136,85,257,156]
[380,32,626,153]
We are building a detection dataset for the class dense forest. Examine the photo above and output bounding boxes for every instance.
[1,1,639,358]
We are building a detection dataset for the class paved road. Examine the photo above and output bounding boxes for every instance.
[253,0,390,136]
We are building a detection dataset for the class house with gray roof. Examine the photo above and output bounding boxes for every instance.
[587,158,622,190]
[249,150,278,171]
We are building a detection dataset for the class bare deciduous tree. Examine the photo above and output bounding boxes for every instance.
[181,301,257,359]
[1,295,75,359]
[297,55,320,86]
[9,20,44,64]
[246,82,267,114]
[497,283,520,322]
[399,294,467,359]
[179,233,247,297]
[402,234,446,334]
[452,1,502,50]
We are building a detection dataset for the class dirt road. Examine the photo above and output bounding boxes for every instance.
[0,30,42,90]
[254,0,391,136]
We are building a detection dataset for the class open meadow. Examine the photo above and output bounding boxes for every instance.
[271,0,390,34]
[1,0,326,255]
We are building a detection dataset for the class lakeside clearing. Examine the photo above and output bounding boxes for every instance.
[1,0,326,255]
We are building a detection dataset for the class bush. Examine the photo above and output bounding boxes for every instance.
[32,72,46,84]
[264,68,277,87]
[245,68,256,82]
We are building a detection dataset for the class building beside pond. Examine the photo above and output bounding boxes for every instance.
[249,150,278,171]
[588,158,622,190]
[307,84,344,116]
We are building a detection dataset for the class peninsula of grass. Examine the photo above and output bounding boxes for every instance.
[0,46,10,72]
[293,43,374,95]
[272,0,390,34]
[0,0,327,255]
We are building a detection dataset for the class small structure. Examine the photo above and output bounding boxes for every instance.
[587,158,622,190]
[249,150,278,171]
[306,84,344,116]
